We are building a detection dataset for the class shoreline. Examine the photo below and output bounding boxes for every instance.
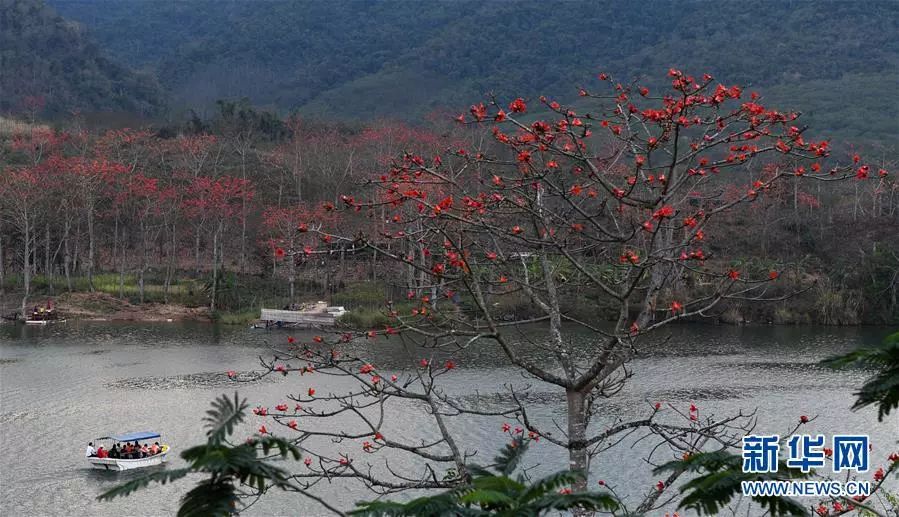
[2,292,212,323]
[2,290,894,328]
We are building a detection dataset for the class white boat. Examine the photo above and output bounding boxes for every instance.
[25,319,66,325]
[87,431,170,471]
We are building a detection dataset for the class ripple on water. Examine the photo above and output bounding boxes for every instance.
[81,349,111,355]
[106,371,268,390]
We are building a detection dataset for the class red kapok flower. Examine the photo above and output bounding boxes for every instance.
[509,98,527,113]
[307,388,316,396]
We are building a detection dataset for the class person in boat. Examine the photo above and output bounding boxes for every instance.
[109,444,119,459]
[140,443,149,458]
[96,446,108,458]
[150,442,160,455]
[86,442,96,457]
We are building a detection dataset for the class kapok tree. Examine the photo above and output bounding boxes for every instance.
[248,70,883,514]
[262,204,343,302]
[181,175,254,310]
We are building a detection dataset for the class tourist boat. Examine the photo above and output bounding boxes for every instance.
[25,318,66,325]
[25,309,64,325]
[87,431,170,471]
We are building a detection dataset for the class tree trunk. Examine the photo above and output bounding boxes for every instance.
[240,147,248,274]
[210,227,219,312]
[118,224,126,300]
[0,230,5,296]
[138,220,146,304]
[288,240,296,304]
[87,203,95,292]
[21,215,31,319]
[194,226,202,276]
[45,223,53,294]
[63,228,72,292]
[164,221,176,303]
[566,388,589,493]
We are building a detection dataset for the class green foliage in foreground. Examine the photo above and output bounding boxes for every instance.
[822,331,899,421]
[98,393,300,517]
[654,450,810,516]
[351,437,618,517]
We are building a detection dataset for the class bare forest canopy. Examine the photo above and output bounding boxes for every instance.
[1,0,896,143]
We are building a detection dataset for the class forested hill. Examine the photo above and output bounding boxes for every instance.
[25,1,899,142]
[0,0,165,117]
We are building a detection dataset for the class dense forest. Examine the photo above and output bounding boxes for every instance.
[0,94,897,325]
[0,1,897,325]
[4,0,897,143]
[0,0,164,117]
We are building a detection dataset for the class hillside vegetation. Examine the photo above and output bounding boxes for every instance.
[0,0,165,117]
[43,0,899,143]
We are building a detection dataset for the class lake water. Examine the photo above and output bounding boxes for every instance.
[1,322,896,516]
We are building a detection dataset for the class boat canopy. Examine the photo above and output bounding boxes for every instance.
[98,431,161,442]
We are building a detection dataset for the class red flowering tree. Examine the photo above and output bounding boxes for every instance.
[116,172,176,302]
[261,204,343,302]
[182,175,255,310]
[240,70,884,513]
[0,165,44,316]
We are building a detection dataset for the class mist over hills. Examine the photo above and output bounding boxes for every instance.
[8,0,899,142]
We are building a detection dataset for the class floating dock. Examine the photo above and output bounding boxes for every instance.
[259,302,346,328]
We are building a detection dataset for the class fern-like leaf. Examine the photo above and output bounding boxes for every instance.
[97,468,191,501]
[822,331,899,420]
[655,451,810,516]
[204,392,247,445]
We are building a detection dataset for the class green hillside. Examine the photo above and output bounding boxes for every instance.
[36,1,899,142]
[0,0,165,117]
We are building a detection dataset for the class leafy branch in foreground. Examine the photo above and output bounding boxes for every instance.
[654,450,811,516]
[351,437,618,516]
[822,331,899,421]
[98,392,301,517]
